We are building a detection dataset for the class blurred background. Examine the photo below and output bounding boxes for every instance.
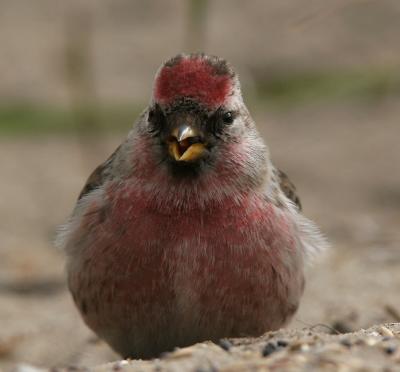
[0,0,399,369]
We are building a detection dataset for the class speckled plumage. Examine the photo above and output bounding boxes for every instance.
[57,54,327,359]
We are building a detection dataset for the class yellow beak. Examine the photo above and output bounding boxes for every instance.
[168,125,206,162]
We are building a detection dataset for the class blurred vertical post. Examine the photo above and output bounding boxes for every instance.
[64,9,98,133]
[185,0,209,52]
[63,8,106,170]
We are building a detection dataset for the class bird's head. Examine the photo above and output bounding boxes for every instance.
[132,53,269,199]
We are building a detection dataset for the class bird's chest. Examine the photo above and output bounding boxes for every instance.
[77,189,293,278]
[68,189,301,335]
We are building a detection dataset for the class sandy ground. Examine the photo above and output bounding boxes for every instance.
[0,99,399,370]
[16,323,400,371]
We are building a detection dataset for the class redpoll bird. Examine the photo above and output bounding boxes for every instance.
[58,53,326,359]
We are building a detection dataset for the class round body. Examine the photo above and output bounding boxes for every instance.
[66,182,305,359]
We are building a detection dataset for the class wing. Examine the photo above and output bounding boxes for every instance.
[78,145,121,201]
[278,169,302,211]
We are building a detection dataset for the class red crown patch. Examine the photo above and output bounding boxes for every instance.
[154,57,232,108]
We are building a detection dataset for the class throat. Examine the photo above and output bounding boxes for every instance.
[167,160,204,179]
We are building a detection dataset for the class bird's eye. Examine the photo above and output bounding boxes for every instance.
[222,111,234,124]
[148,105,161,121]
[148,104,165,134]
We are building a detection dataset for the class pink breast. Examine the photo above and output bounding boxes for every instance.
[70,184,299,337]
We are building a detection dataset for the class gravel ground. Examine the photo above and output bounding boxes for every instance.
[16,323,400,372]
[0,100,399,371]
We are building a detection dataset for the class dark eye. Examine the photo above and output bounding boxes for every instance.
[222,111,234,124]
[148,104,165,134]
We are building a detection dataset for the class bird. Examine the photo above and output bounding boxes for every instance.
[57,53,326,359]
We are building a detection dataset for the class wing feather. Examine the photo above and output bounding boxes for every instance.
[278,169,302,211]
[78,145,121,201]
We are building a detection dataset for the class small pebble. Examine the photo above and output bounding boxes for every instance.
[300,343,310,352]
[112,360,129,371]
[262,342,278,357]
[340,339,352,348]
[364,337,378,346]
[385,345,397,355]
[277,340,288,347]
[378,326,394,338]
[290,341,310,351]
[218,338,232,352]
